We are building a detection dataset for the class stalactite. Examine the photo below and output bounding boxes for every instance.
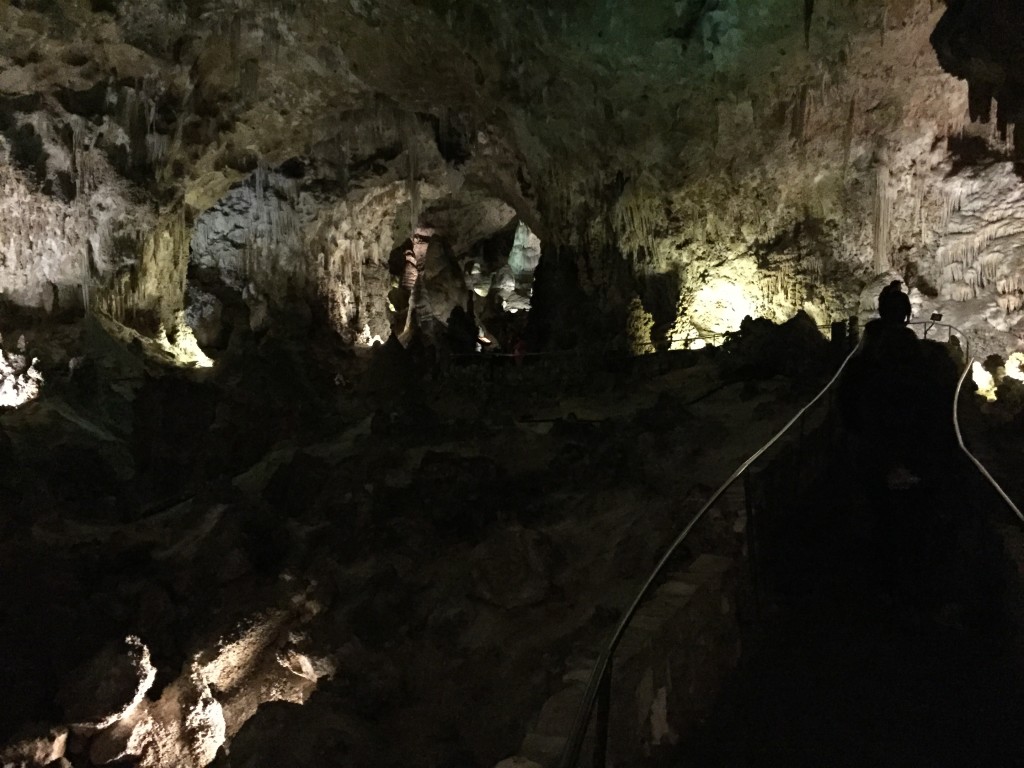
[791,84,809,144]
[997,294,1023,314]
[805,256,825,278]
[872,166,892,272]
[980,253,1001,283]
[940,181,964,233]
[841,96,856,177]
[939,222,1024,269]
[803,0,814,50]
[948,281,974,301]
[405,123,421,231]
[613,175,661,259]
[964,265,980,291]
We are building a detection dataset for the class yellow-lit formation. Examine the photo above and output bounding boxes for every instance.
[972,361,997,401]
[0,335,43,409]
[689,279,758,335]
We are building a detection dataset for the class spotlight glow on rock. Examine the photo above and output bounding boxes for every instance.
[356,324,384,347]
[1004,352,1024,382]
[158,323,215,369]
[0,336,43,408]
[690,279,758,335]
[972,360,997,401]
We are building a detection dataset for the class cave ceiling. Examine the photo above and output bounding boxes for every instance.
[0,0,1022,354]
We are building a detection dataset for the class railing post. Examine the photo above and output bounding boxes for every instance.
[593,662,612,768]
[794,414,805,500]
[830,320,846,360]
[744,469,761,619]
[848,315,859,348]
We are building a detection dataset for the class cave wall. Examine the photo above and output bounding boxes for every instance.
[0,87,159,316]
[0,0,537,343]
[509,0,974,340]
[1,0,1023,354]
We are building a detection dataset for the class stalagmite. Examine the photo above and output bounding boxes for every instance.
[964,265,981,291]
[948,281,975,302]
[997,294,1022,314]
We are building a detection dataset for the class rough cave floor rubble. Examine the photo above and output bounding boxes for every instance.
[0,316,836,768]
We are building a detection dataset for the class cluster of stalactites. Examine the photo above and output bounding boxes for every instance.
[935,174,1024,314]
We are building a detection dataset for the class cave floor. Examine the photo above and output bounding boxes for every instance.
[676,434,1024,768]
[8,321,1024,767]
[0,323,837,767]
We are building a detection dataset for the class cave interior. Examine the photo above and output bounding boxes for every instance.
[4,1,1024,767]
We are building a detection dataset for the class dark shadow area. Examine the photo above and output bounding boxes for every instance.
[636,271,680,349]
[675,334,1024,767]
[946,134,1002,176]
[679,466,1024,767]
[933,0,1024,165]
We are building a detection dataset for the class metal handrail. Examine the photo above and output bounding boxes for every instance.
[556,340,864,768]
[908,319,971,360]
[557,318,1020,767]
[907,316,1020,521]
[954,359,1024,525]
[667,322,846,350]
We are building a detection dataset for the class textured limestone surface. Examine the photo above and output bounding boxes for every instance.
[0,0,1021,355]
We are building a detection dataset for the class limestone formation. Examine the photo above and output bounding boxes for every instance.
[3,1,1024,767]
[0,0,1019,357]
[57,636,156,731]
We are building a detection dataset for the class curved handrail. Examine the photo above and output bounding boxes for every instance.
[556,340,864,768]
[954,359,1024,525]
[907,315,1022,522]
[908,319,971,360]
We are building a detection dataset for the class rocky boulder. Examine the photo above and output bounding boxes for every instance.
[469,527,556,609]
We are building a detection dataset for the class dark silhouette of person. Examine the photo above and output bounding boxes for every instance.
[838,280,933,490]
[878,280,912,324]
[445,304,479,355]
